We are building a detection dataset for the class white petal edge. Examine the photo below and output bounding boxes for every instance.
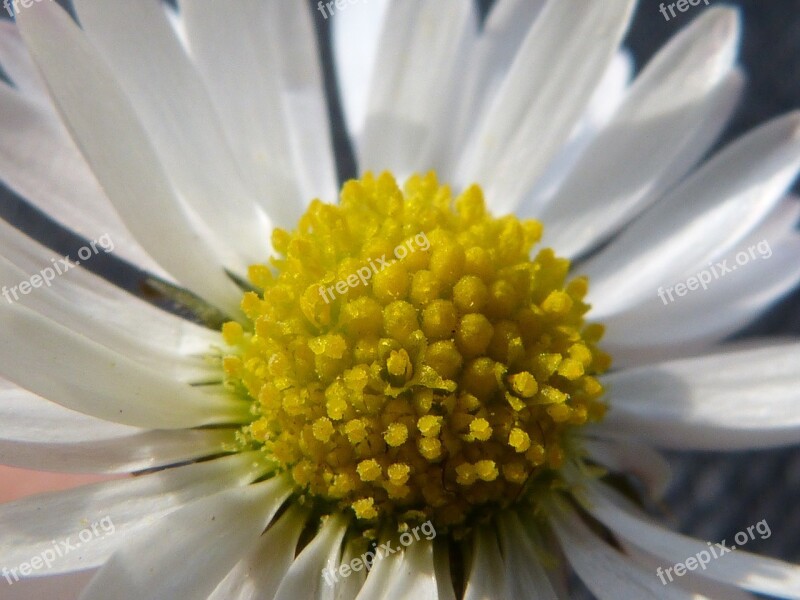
[585,111,800,318]
[549,500,695,599]
[456,0,636,213]
[539,8,742,257]
[79,477,292,600]
[497,512,559,599]
[596,341,800,450]
[580,480,800,599]
[15,2,244,313]
[273,513,348,600]
[0,301,249,429]
[182,0,338,211]
[0,452,268,576]
[357,0,477,179]
[0,82,171,278]
[0,383,235,473]
[332,0,392,144]
[72,0,274,268]
[209,506,310,600]
[582,436,672,499]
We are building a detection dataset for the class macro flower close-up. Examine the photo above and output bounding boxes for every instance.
[1,0,800,598]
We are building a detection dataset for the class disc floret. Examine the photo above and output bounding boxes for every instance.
[222,172,609,532]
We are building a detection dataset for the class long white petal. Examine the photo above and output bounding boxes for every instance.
[0,218,219,366]
[463,526,507,600]
[497,512,558,599]
[585,111,800,317]
[79,477,292,600]
[0,20,48,99]
[1,570,96,600]
[209,506,310,600]
[0,83,169,277]
[445,0,547,168]
[581,481,800,598]
[72,0,273,268]
[274,514,348,600]
[332,0,392,144]
[0,453,267,576]
[182,0,337,211]
[378,541,449,600]
[357,0,477,179]
[582,437,672,499]
[0,253,214,382]
[0,383,235,473]
[549,501,694,599]
[354,540,403,600]
[457,0,636,213]
[0,302,249,429]
[15,2,244,313]
[598,341,800,450]
[540,8,742,256]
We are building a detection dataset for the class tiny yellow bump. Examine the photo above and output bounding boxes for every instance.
[384,423,409,447]
[508,428,531,453]
[357,459,382,482]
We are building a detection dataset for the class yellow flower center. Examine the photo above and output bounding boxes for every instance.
[221,172,609,533]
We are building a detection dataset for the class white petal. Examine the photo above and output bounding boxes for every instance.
[0,19,48,99]
[0,453,267,576]
[549,501,695,599]
[497,512,558,599]
[72,0,273,268]
[463,526,507,600]
[540,9,742,256]
[0,252,214,382]
[618,538,760,600]
[582,437,672,499]
[210,506,310,600]
[598,341,800,450]
[0,383,235,473]
[456,0,636,212]
[446,0,547,163]
[0,302,249,429]
[1,570,96,600]
[581,481,800,598]
[332,0,392,143]
[585,111,800,317]
[0,83,169,277]
[79,477,292,600]
[357,0,477,179]
[603,232,800,367]
[181,1,337,216]
[354,540,403,600]
[274,514,348,600]
[332,539,369,600]
[15,2,244,313]
[524,50,634,210]
[378,540,447,600]
[0,217,218,366]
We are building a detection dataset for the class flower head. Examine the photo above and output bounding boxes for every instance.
[1,1,800,599]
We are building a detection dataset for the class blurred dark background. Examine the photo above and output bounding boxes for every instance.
[1,1,799,597]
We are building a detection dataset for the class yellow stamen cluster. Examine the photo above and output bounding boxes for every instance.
[222,172,609,531]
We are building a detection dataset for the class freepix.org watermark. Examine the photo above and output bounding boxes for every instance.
[656,518,771,585]
[2,516,116,586]
[2,233,114,305]
[322,520,437,586]
[3,0,53,17]
[318,232,430,304]
[316,0,367,20]
[657,239,772,306]
[658,0,712,21]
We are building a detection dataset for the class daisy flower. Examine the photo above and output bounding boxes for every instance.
[1,0,800,598]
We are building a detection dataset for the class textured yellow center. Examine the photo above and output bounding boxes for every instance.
[222,172,609,532]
